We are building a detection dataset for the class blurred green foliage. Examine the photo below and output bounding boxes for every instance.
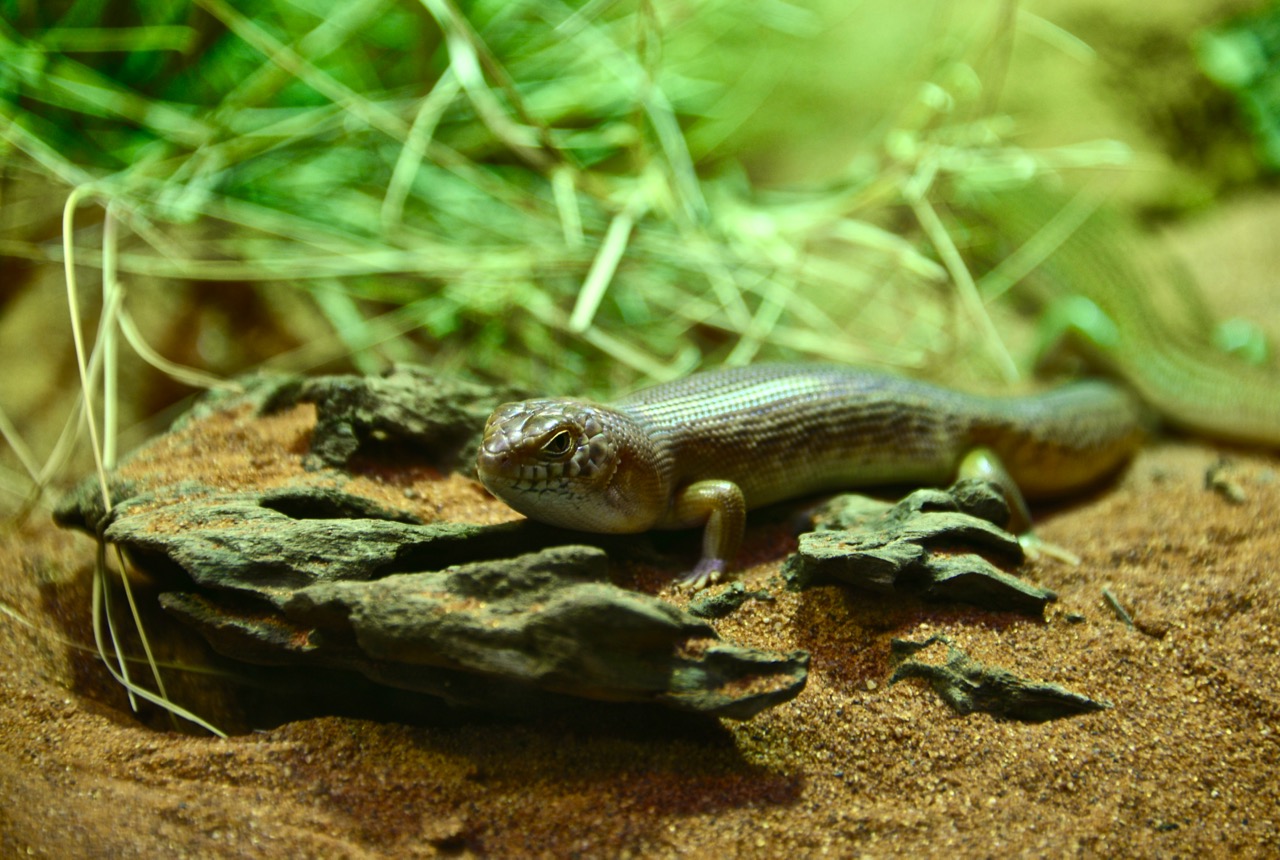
[3,0,984,394]
[1,0,1230,399]
[1197,2,1280,172]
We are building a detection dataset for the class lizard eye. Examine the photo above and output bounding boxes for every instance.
[539,429,575,459]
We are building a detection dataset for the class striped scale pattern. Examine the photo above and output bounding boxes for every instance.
[477,364,1146,575]
[614,364,1144,509]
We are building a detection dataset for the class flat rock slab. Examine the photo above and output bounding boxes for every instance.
[161,545,807,720]
[54,367,808,720]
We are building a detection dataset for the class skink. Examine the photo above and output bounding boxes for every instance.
[476,364,1145,586]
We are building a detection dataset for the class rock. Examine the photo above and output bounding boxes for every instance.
[686,581,775,619]
[54,368,809,721]
[286,364,527,473]
[783,480,1055,615]
[161,546,808,718]
[888,635,1110,721]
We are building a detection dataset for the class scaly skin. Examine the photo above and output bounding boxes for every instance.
[476,364,1145,586]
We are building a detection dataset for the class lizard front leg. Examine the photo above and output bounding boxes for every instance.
[664,479,747,589]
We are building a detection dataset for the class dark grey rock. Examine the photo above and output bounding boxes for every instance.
[811,479,1012,533]
[807,494,893,533]
[161,546,808,718]
[686,581,774,619]
[920,554,1056,614]
[54,368,809,720]
[783,480,1054,615]
[284,364,527,474]
[102,492,521,595]
[889,635,1110,721]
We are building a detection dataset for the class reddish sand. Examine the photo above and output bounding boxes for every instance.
[2,427,1278,857]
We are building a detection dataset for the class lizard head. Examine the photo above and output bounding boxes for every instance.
[476,399,666,533]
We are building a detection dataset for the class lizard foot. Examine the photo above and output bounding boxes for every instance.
[676,558,728,591]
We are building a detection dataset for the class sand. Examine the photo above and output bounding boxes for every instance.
[1,424,1278,857]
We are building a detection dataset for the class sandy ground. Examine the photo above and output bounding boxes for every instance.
[1,421,1278,857]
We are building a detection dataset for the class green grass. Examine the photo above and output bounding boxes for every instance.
[1,0,1135,401]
